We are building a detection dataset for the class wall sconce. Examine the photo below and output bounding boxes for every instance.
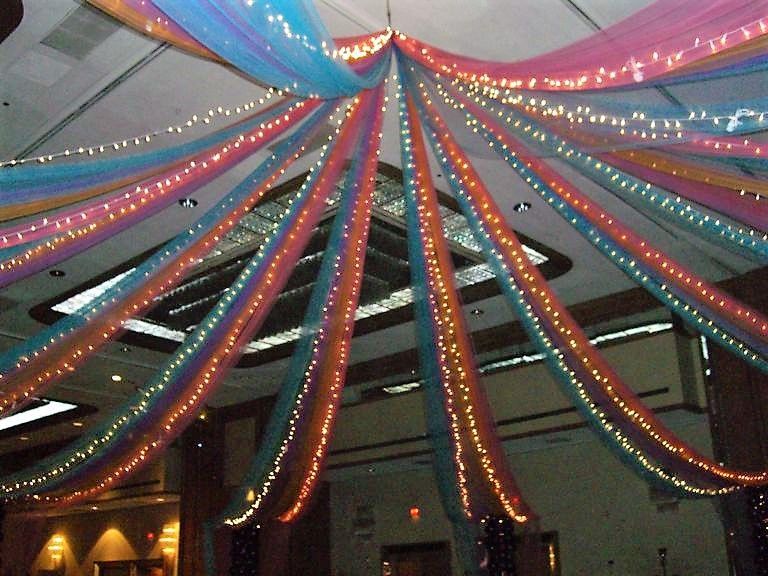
[47,534,64,569]
[159,524,178,556]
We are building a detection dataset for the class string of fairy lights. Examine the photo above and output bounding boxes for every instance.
[51,95,364,506]
[445,82,768,174]
[605,150,768,198]
[401,73,737,497]
[444,78,768,226]
[435,77,768,262]
[224,88,385,528]
[423,77,768,374]
[0,88,287,168]
[0,101,313,290]
[0,6,766,572]
[0,26,392,169]
[405,67,767,492]
[396,14,768,90]
[86,0,391,65]
[325,29,393,62]
[277,92,384,523]
[399,84,478,520]
[0,98,353,499]
[397,72,531,523]
[452,80,768,150]
[0,97,302,248]
[0,101,330,420]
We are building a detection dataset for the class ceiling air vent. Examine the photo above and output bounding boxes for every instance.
[40,5,120,61]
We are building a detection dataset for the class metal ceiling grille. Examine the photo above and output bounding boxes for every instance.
[41,5,120,61]
[39,164,567,362]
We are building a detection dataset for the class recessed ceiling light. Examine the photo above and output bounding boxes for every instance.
[513,202,532,213]
[91,506,99,511]
[178,198,198,208]
[119,346,131,353]
[470,308,484,316]
[49,269,66,277]
[156,497,165,503]
[72,421,84,427]
[382,382,421,394]
[19,436,30,441]
[111,374,123,382]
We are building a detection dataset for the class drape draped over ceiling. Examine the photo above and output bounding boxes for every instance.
[1,1,767,573]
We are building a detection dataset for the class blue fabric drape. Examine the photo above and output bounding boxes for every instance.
[0,102,337,497]
[0,100,296,206]
[153,0,391,97]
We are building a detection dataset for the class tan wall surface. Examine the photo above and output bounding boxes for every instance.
[1,503,178,576]
[328,331,726,575]
[330,418,727,576]
[329,332,694,466]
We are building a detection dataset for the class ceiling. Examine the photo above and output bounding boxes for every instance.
[0,0,762,456]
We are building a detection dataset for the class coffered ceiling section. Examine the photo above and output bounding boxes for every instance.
[33,163,571,366]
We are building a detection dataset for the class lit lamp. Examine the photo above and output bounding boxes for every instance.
[159,524,178,556]
[159,524,178,575]
[47,534,64,569]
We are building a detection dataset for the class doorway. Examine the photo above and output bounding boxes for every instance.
[381,541,452,576]
[93,559,165,576]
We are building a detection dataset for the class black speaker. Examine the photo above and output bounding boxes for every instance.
[483,515,516,576]
[229,521,260,576]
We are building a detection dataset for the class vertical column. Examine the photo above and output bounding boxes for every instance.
[287,481,331,574]
[705,268,768,575]
[178,410,227,576]
[191,395,332,576]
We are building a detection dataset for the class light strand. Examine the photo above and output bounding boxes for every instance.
[0,88,285,167]
[406,70,767,491]
[0,100,354,498]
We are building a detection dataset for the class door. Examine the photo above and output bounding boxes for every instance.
[94,559,165,576]
[381,542,452,576]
